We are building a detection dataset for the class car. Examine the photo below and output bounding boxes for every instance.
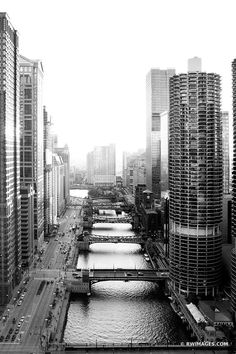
[127,273,133,276]
[138,272,143,276]
[17,301,22,306]
[160,272,168,277]
[9,328,13,334]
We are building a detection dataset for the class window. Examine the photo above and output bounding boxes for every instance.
[24,167,32,178]
[24,88,32,99]
[24,136,32,146]
[24,151,32,162]
[24,104,32,115]
[24,120,32,130]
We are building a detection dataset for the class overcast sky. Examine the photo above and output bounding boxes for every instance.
[2,0,236,168]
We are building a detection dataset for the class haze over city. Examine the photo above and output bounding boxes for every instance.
[1,0,235,167]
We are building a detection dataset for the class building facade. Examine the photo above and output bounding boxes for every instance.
[43,106,53,235]
[188,57,202,72]
[20,185,34,267]
[0,13,22,305]
[87,144,116,186]
[123,151,146,194]
[19,55,44,250]
[169,72,222,296]
[53,153,65,218]
[146,68,175,200]
[222,111,230,194]
[160,111,169,194]
[56,145,70,204]
[231,59,236,316]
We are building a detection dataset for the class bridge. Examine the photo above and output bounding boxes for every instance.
[93,216,132,224]
[70,184,92,190]
[89,269,169,283]
[89,235,144,245]
[65,268,169,294]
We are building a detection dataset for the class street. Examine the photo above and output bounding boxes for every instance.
[0,199,83,354]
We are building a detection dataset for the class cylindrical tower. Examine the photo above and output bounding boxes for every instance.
[231,59,236,314]
[169,72,222,296]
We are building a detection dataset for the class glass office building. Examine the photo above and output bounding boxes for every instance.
[0,13,21,305]
[146,69,175,200]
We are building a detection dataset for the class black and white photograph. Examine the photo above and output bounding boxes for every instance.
[0,0,235,353]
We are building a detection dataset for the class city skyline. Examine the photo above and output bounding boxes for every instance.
[1,0,236,166]
[0,7,235,350]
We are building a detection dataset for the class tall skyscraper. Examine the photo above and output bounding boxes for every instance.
[0,13,21,305]
[169,72,222,296]
[146,68,175,200]
[231,59,236,316]
[87,144,116,186]
[19,55,44,250]
[222,111,230,194]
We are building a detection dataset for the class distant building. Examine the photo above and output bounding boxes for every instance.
[222,111,230,194]
[123,151,146,194]
[43,106,53,235]
[140,190,159,235]
[188,57,202,72]
[20,55,44,250]
[0,13,22,305]
[87,144,116,186]
[56,145,70,204]
[146,68,175,199]
[116,176,122,187]
[70,167,85,185]
[169,71,222,296]
[135,184,146,210]
[53,153,65,217]
[87,151,94,184]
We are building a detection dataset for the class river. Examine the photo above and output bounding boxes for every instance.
[64,189,189,345]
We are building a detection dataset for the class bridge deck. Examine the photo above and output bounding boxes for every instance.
[67,269,169,282]
[89,236,144,244]
[90,269,168,281]
[93,218,132,224]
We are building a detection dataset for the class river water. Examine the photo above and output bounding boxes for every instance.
[64,190,189,345]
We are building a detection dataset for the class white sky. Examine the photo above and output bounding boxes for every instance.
[2,0,236,169]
